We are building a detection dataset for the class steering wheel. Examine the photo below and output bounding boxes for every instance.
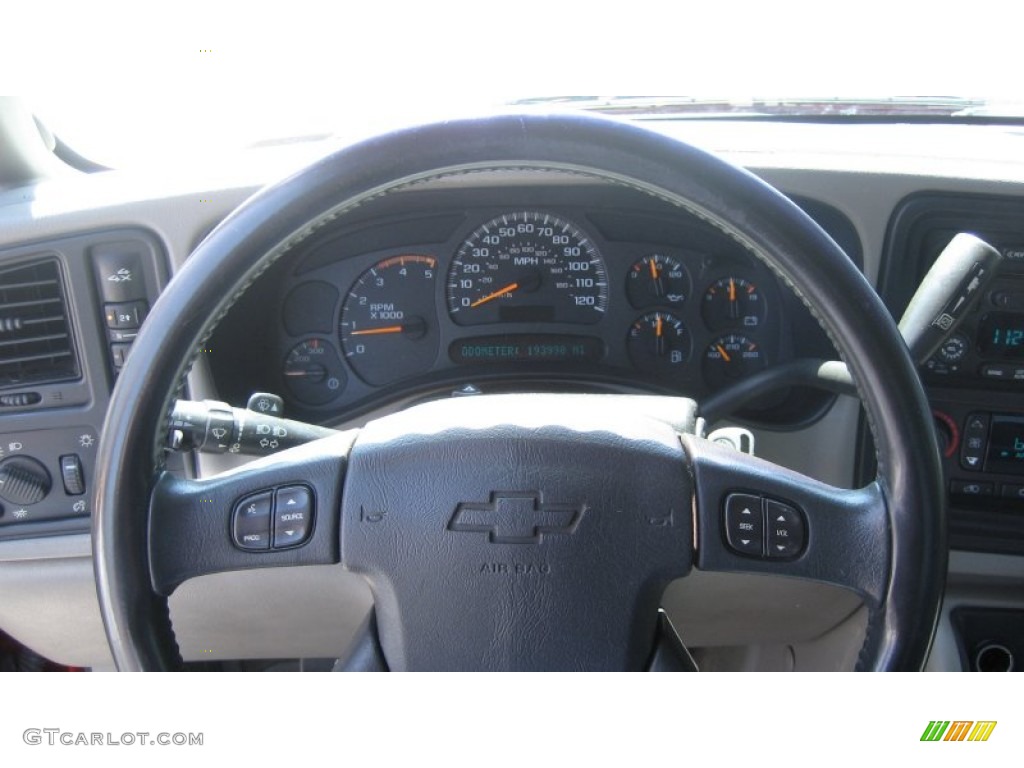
[92,113,945,671]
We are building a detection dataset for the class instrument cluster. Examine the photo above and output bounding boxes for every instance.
[270,196,790,420]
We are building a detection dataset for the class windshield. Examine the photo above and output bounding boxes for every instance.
[13,1,1024,169]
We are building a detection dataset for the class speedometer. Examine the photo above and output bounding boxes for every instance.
[446,211,607,325]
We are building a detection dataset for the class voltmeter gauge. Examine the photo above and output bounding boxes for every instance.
[701,277,766,331]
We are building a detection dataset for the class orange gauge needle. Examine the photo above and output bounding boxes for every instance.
[728,278,736,302]
[470,282,519,308]
[649,259,659,280]
[716,344,732,362]
[655,313,663,337]
[349,325,404,336]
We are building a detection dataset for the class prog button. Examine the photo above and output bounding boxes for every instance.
[232,491,272,550]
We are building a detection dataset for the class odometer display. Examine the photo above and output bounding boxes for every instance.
[450,334,603,364]
[447,211,608,326]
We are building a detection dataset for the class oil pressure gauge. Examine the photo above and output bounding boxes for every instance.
[626,253,690,308]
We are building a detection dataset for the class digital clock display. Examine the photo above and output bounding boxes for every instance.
[978,313,1024,359]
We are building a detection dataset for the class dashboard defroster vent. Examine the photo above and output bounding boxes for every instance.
[0,259,79,388]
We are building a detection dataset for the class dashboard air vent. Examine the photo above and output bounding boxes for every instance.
[0,258,78,388]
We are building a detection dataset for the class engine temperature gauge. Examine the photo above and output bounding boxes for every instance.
[703,334,766,389]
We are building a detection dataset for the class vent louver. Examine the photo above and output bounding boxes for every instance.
[0,259,78,388]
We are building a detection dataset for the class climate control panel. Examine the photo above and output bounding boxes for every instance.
[933,405,1024,506]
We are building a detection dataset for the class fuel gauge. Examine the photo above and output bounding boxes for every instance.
[627,311,692,375]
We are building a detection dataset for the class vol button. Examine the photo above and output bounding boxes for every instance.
[766,499,805,558]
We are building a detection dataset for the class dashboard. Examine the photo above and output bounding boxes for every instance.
[209,183,845,428]
[1,114,1023,671]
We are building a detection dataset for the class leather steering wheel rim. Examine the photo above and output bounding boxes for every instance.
[92,112,946,671]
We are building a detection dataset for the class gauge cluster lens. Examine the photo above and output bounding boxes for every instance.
[339,254,439,386]
[280,209,782,413]
[447,211,607,325]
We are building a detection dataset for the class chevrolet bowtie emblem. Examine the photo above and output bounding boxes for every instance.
[448,491,584,544]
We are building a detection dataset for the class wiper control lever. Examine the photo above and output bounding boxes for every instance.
[167,394,336,456]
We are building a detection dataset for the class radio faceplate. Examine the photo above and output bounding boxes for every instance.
[923,275,1024,387]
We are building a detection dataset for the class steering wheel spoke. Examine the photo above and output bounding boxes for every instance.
[148,431,357,596]
[684,435,888,606]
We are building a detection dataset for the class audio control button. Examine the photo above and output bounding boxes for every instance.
[723,493,763,557]
[1001,484,1024,501]
[232,492,272,551]
[960,412,990,472]
[981,364,1011,380]
[950,480,994,497]
[273,486,313,549]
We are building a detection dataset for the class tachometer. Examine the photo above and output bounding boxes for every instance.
[339,254,438,386]
[447,211,607,325]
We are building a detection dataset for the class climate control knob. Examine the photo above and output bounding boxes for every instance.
[0,456,52,506]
